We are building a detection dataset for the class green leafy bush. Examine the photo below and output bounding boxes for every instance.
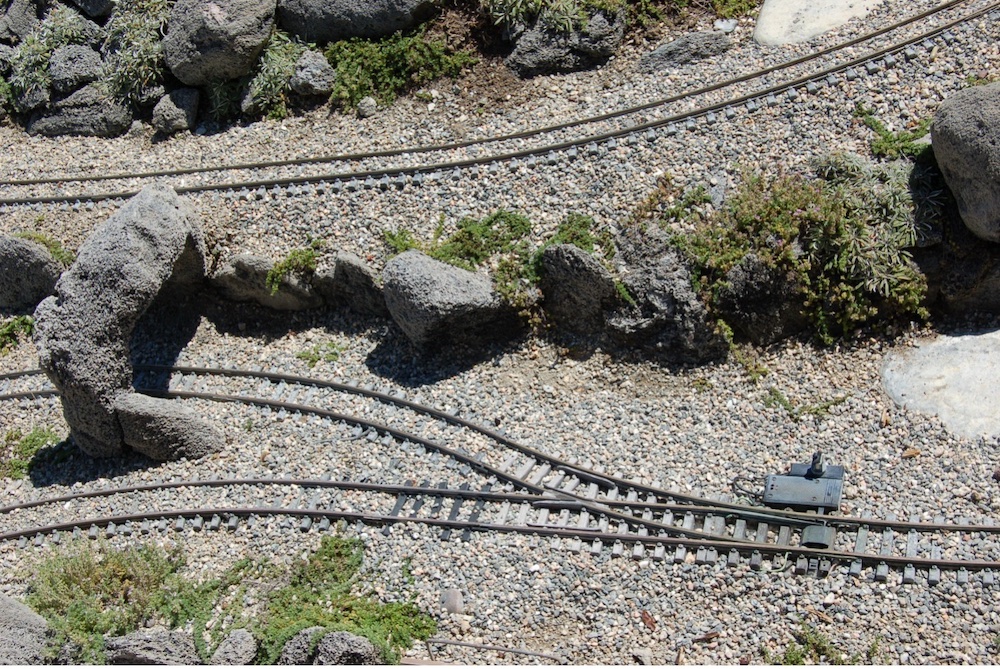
[0,427,60,479]
[671,157,930,344]
[324,31,474,108]
[100,0,172,105]
[244,30,307,120]
[0,315,34,354]
[854,104,933,160]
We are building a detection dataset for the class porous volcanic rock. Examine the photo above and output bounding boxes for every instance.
[210,253,324,311]
[34,185,216,458]
[313,251,387,316]
[163,0,276,86]
[0,235,63,309]
[210,628,258,665]
[27,84,132,137]
[505,9,624,78]
[0,593,48,665]
[932,82,1000,242]
[48,44,102,94]
[104,627,201,665]
[276,0,435,43]
[314,631,381,664]
[538,243,619,334]
[639,31,732,71]
[152,87,200,135]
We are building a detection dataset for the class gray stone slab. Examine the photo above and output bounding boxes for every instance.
[882,330,1000,439]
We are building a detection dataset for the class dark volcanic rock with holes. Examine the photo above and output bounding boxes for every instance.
[34,184,220,459]
[932,82,1000,243]
[313,251,388,316]
[163,0,277,86]
[104,627,202,665]
[505,9,625,77]
[0,593,48,665]
[48,44,102,93]
[276,0,436,43]
[210,252,324,311]
[713,252,808,346]
[0,0,38,44]
[152,87,201,135]
[639,31,732,71]
[27,84,132,137]
[0,235,63,309]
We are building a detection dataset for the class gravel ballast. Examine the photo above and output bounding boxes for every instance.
[1,0,999,664]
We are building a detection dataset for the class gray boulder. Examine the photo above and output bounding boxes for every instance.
[163,0,276,86]
[66,0,113,19]
[115,392,224,461]
[538,243,619,334]
[27,84,132,138]
[0,593,48,665]
[313,251,387,316]
[315,631,380,665]
[0,0,38,44]
[104,626,201,665]
[0,235,63,309]
[932,83,1000,242]
[713,253,808,346]
[276,0,435,43]
[356,95,377,118]
[48,44,102,94]
[277,626,325,665]
[505,10,624,78]
[609,250,727,363]
[210,253,324,311]
[34,185,211,458]
[382,250,518,349]
[290,49,336,96]
[13,83,49,113]
[152,88,200,135]
[639,32,732,71]
[210,628,258,665]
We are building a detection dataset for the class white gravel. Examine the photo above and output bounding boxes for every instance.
[2,0,1000,664]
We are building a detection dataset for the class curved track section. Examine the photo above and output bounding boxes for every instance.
[3,365,1000,587]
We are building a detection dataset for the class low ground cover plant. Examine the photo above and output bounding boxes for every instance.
[0,427,60,479]
[25,535,435,664]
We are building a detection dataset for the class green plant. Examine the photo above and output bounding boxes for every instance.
[296,341,344,368]
[325,30,474,108]
[14,231,75,266]
[546,213,615,259]
[255,536,436,664]
[26,540,184,662]
[711,0,760,18]
[671,161,929,346]
[762,625,860,665]
[266,244,321,294]
[0,315,34,354]
[244,30,307,120]
[854,104,932,160]
[0,76,12,112]
[764,387,847,421]
[965,73,1000,87]
[206,79,243,122]
[1,427,60,479]
[100,0,172,105]
[7,5,92,110]
[383,227,421,255]
[731,341,769,382]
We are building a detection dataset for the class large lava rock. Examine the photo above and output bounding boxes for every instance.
[0,593,48,665]
[538,243,619,334]
[210,253,323,311]
[639,32,732,71]
[932,83,1000,242]
[276,0,435,43]
[505,9,624,78]
[105,627,201,665]
[0,0,39,44]
[713,253,808,346]
[382,250,518,349]
[277,628,380,665]
[48,44,103,94]
[0,235,63,309]
[34,185,220,459]
[163,0,276,86]
[312,250,387,316]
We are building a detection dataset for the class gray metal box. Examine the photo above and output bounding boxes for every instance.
[763,474,843,511]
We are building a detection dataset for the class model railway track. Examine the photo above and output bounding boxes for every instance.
[2,365,1000,585]
[0,0,996,206]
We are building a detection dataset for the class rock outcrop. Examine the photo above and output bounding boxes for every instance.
[382,250,517,349]
[27,84,132,137]
[640,32,732,71]
[0,0,38,44]
[0,593,48,665]
[290,48,337,96]
[276,0,435,43]
[34,185,221,459]
[0,235,63,309]
[313,251,387,316]
[609,250,728,363]
[277,626,326,665]
[505,9,624,77]
[210,253,324,311]
[713,253,807,346]
[932,82,1000,243]
[277,627,380,665]
[104,627,202,665]
[48,44,102,94]
[152,87,200,135]
[163,0,276,86]
[210,628,258,665]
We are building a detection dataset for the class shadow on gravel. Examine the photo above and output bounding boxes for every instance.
[28,439,154,488]
[364,324,533,386]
